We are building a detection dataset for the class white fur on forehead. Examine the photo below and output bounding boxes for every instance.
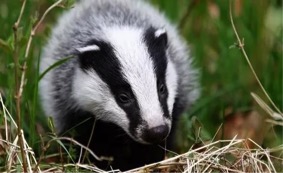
[103,26,169,128]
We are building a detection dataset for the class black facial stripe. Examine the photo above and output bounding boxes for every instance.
[143,27,168,79]
[158,79,170,119]
[77,40,142,137]
[144,27,170,119]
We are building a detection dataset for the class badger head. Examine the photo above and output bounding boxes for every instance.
[72,26,178,144]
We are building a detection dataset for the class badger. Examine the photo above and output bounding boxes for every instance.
[40,0,199,170]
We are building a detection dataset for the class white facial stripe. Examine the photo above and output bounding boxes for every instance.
[166,58,178,114]
[76,45,100,53]
[154,28,166,38]
[72,68,130,130]
[104,26,166,128]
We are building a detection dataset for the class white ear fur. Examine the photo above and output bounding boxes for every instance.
[76,45,100,53]
[154,28,166,38]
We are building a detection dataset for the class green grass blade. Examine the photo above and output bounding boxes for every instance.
[38,56,73,81]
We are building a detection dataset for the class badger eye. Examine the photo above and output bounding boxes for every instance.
[159,83,166,94]
[118,93,131,104]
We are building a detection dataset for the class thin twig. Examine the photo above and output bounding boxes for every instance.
[229,0,282,116]
[13,0,27,30]
[21,130,33,173]
[20,0,65,99]
[33,135,48,172]
[55,137,113,162]
[62,163,108,172]
[82,118,96,163]
[0,93,9,142]
[12,0,28,171]
[12,0,65,172]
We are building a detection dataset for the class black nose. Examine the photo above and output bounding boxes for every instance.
[143,125,169,144]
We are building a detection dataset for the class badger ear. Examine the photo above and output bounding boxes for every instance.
[76,40,115,71]
[76,44,100,54]
[144,27,168,49]
[154,28,168,47]
[76,44,101,70]
[154,28,166,38]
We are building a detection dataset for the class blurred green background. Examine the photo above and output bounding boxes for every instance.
[0,0,282,165]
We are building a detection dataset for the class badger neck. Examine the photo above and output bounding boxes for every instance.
[61,109,168,170]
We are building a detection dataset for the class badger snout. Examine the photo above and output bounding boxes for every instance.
[142,125,169,144]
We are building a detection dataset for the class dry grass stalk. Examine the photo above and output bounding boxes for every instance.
[124,137,282,173]
[12,0,28,170]
[1,93,40,172]
[251,92,283,126]
[11,0,66,171]
[229,0,282,117]
[2,89,282,172]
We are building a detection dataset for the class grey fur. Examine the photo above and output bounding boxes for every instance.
[40,0,199,136]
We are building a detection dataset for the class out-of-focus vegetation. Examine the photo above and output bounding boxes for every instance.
[152,0,283,150]
[0,0,282,171]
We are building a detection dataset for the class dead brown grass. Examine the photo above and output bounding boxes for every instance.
[1,92,282,172]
